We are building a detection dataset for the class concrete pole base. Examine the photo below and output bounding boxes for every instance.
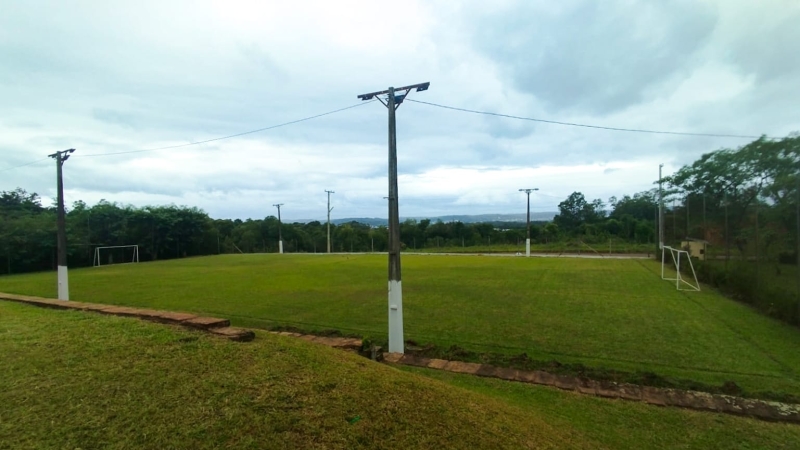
[388,280,404,353]
[57,265,69,301]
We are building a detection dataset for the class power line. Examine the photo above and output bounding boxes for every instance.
[406,99,767,140]
[0,157,50,174]
[76,101,375,158]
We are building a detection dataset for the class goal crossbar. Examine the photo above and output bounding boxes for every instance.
[93,245,140,267]
[661,245,700,291]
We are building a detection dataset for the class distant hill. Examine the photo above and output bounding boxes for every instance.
[292,212,556,226]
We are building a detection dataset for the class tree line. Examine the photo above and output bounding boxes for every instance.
[1,134,796,278]
[1,189,659,275]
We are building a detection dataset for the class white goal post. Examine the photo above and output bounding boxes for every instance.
[93,245,140,267]
[661,245,700,291]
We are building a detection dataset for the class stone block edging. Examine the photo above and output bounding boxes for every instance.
[383,353,800,424]
[0,292,254,342]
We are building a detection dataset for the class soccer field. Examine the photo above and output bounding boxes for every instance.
[1,254,799,399]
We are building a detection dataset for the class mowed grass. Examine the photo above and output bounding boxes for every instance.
[2,254,800,398]
[0,301,580,449]
[2,301,800,449]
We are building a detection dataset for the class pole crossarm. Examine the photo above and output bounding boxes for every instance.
[48,148,75,163]
[358,82,430,109]
[357,82,430,101]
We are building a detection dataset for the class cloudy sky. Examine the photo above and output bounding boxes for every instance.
[1,0,798,221]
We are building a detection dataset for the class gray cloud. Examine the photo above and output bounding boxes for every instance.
[471,0,717,114]
[1,1,797,220]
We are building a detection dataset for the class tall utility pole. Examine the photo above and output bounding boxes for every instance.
[325,190,334,253]
[724,191,730,267]
[49,148,75,300]
[672,199,676,240]
[702,194,707,240]
[658,164,664,250]
[685,195,690,238]
[358,81,430,354]
[273,203,284,254]
[796,176,799,316]
[519,188,538,257]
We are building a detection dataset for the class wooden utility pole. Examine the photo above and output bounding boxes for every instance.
[273,203,284,254]
[658,164,664,251]
[358,82,430,354]
[49,148,75,300]
[725,191,730,268]
[754,194,759,289]
[702,194,706,240]
[796,176,799,316]
[326,190,334,253]
[685,195,690,238]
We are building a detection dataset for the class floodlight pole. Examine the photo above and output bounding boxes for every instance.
[519,188,538,257]
[358,81,430,354]
[658,164,664,250]
[325,190,335,253]
[273,203,284,254]
[49,148,75,300]
[796,176,799,317]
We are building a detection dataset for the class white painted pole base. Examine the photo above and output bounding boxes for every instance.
[279,240,284,254]
[57,265,69,301]
[388,280,404,354]
[526,238,531,257]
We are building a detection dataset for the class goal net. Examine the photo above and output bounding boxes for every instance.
[93,245,140,267]
[661,245,700,291]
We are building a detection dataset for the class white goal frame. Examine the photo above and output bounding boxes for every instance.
[93,245,140,267]
[661,245,700,291]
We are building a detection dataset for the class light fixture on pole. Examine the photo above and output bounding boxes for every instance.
[358,81,430,354]
[519,188,538,257]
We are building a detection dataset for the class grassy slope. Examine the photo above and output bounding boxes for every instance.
[400,366,800,450]
[1,254,799,399]
[2,301,799,449]
[0,301,582,450]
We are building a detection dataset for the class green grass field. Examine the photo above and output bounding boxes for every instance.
[2,301,799,449]
[1,254,799,400]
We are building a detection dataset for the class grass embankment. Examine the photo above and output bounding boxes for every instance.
[2,301,799,449]
[0,301,577,449]
[1,254,799,401]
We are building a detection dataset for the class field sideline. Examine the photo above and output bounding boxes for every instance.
[1,253,799,399]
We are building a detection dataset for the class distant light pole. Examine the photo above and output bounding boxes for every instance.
[519,188,538,257]
[49,148,75,300]
[358,81,430,354]
[273,203,284,254]
[658,164,664,250]
[325,190,334,253]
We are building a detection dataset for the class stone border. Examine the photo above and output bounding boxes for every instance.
[245,331,800,424]
[0,292,254,342]
[267,331,363,351]
[383,353,800,424]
